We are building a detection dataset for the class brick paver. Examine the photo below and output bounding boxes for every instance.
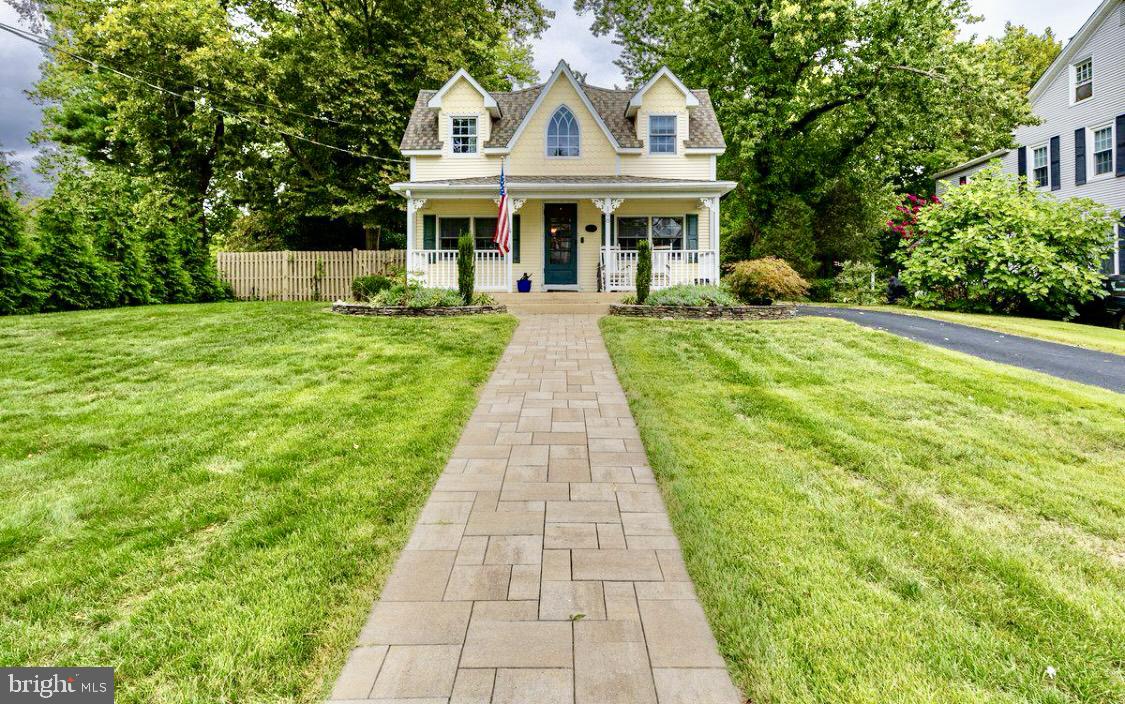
[328,315,741,704]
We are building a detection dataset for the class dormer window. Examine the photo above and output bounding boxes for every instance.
[451,117,478,154]
[1074,59,1093,102]
[649,115,677,154]
[547,106,580,157]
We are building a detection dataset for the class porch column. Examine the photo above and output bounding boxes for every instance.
[405,196,426,282]
[592,198,623,290]
[700,196,720,284]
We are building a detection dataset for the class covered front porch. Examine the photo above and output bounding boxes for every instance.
[390,176,735,293]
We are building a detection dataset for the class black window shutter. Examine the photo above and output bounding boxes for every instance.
[1017,146,1027,180]
[423,214,436,250]
[1075,128,1086,185]
[512,215,521,263]
[1049,136,1061,191]
[1117,114,1125,177]
[686,214,699,250]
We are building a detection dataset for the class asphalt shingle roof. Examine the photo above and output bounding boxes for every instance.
[399,79,725,152]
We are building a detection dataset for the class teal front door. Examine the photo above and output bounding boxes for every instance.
[544,203,578,287]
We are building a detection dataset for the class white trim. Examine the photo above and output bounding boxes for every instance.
[427,69,500,116]
[1088,121,1116,181]
[401,149,442,156]
[684,147,725,155]
[1030,142,1051,190]
[647,114,679,156]
[505,61,624,152]
[544,104,581,159]
[933,148,1010,179]
[1029,0,1119,102]
[391,180,737,195]
[625,66,700,118]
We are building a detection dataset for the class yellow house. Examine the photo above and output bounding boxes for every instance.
[390,61,735,292]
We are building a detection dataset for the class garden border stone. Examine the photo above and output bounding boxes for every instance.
[609,303,797,320]
[332,301,508,317]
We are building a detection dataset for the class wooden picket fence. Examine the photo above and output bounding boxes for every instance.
[216,249,406,301]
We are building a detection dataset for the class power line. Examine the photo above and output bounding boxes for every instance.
[0,21,406,163]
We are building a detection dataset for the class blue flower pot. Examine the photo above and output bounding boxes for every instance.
[517,279,532,293]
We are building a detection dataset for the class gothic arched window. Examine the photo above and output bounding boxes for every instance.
[547,106,580,157]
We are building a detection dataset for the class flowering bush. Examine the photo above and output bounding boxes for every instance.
[897,166,1116,317]
[725,257,809,304]
[887,193,941,249]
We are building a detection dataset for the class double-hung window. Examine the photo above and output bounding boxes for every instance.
[1074,59,1093,102]
[474,218,498,251]
[451,117,478,154]
[1093,125,1114,176]
[1032,145,1049,188]
[439,218,471,250]
[648,115,677,154]
[617,217,648,250]
[651,217,684,250]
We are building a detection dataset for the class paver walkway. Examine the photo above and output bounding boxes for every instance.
[328,314,741,704]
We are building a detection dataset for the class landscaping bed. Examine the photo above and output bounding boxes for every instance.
[0,302,516,703]
[333,300,507,316]
[602,315,1125,704]
[609,302,795,320]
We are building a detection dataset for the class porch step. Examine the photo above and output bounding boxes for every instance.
[492,292,628,316]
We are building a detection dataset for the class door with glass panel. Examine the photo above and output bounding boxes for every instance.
[543,203,578,287]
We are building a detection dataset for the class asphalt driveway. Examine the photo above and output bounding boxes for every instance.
[798,307,1125,393]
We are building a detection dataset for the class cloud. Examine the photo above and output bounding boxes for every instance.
[531,0,624,87]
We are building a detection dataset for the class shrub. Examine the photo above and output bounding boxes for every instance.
[725,257,809,304]
[644,285,738,307]
[457,232,475,305]
[806,277,835,302]
[35,195,118,312]
[635,239,652,304]
[371,282,464,309]
[831,261,886,305]
[898,166,1117,318]
[0,190,44,315]
[352,274,393,301]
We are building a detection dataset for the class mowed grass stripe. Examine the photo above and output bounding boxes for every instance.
[0,302,516,703]
[601,316,1125,704]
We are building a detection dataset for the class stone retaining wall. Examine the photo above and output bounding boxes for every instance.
[332,301,508,317]
[609,303,797,320]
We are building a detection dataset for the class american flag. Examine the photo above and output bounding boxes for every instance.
[493,163,510,256]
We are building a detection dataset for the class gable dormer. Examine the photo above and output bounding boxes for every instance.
[427,69,500,157]
[626,67,699,155]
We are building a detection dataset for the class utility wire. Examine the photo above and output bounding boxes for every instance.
[0,21,406,163]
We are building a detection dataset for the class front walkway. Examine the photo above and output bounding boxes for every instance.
[329,315,741,704]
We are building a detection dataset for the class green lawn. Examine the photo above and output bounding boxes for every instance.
[0,302,515,703]
[602,316,1125,704]
[825,305,1125,355]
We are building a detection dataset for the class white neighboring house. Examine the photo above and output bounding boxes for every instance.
[934,0,1125,275]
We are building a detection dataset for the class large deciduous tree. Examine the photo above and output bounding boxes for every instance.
[576,0,1036,274]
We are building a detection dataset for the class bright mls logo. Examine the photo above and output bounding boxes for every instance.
[1,668,113,703]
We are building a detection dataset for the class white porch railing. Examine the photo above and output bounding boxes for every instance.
[600,247,720,291]
[409,250,509,291]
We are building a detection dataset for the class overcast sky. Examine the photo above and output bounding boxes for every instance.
[0,0,1100,195]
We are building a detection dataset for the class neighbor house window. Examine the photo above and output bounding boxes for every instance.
[474,217,498,251]
[1032,145,1049,187]
[547,106,580,157]
[617,217,648,250]
[651,216,684,250]
[1093,125,1114,175]
[451,117,478,154]
[649,115,677,154]
[439,217,471,249]
[1074,59,1093,102]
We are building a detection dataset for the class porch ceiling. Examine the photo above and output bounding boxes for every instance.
[390,175,736,199]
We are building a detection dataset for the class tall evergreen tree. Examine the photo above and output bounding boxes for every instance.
[0,155,44,315]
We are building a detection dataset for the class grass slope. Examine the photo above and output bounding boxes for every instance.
[0,302,515,703]
[602,316,1125,704]
[836,305,1125,356]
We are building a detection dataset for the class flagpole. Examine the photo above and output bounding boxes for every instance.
[505,157,514,292]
